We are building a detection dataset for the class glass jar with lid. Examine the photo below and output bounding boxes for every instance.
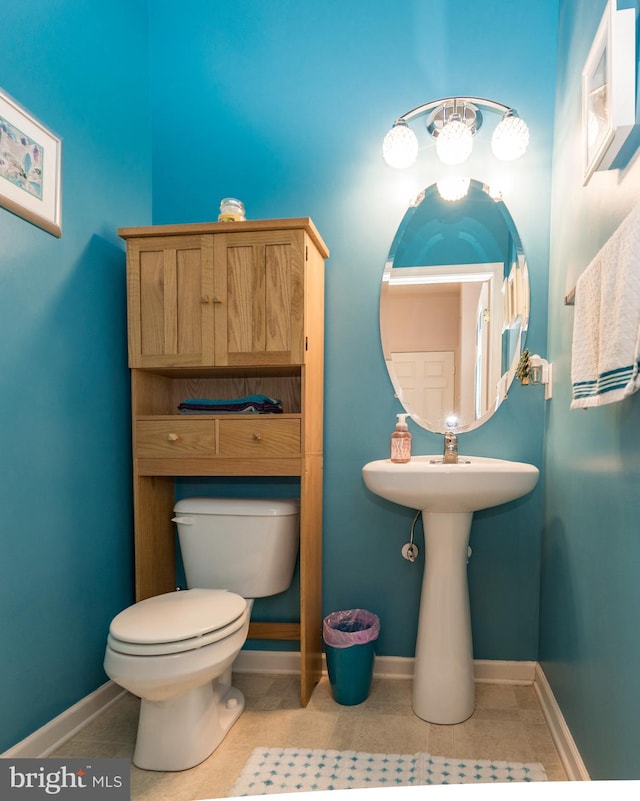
[218,198,246,222]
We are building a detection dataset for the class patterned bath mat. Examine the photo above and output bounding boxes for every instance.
[229,747,547,795]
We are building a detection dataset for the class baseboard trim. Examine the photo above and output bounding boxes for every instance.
[234,651,417,678]
[234,648,303,675]
[1,681,125,759]
[235,651,537,685]
[534,663,590,781]
[474,659,537,684]
[2,654,587,783]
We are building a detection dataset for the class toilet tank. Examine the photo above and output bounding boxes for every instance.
[172,497,300,598]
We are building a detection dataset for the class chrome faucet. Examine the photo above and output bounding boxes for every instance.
[443,430,458,464]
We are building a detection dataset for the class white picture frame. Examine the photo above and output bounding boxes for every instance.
[0,88,62,236]
[582,0,636,185]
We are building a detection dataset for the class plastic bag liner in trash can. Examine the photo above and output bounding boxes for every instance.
[323,609,380,705]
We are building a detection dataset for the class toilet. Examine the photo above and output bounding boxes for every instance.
[103,497,299,772]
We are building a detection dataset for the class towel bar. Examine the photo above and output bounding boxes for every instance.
[564,287,575,305]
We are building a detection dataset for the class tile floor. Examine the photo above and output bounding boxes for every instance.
[50,674,567,800]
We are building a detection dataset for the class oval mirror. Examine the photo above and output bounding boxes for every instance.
[380,179,529,434]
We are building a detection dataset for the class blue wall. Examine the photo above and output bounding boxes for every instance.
[541,0,640,780]
[149,0,558,660]
[0,0,151,752]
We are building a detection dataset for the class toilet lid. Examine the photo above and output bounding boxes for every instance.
[109,588,247,647]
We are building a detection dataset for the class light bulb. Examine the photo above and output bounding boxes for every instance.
[491,113,529,161]
[436,176,470,202]
[382,121,419,169]
[436,118,473,165]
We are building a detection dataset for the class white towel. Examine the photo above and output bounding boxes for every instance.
[571,201,640,409]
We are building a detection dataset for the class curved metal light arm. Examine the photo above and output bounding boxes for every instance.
[395,96,516,125]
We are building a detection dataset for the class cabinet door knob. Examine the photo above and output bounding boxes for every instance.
[167,433,179,441]
[253,432,262,441]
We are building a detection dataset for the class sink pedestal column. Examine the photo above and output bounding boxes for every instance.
[412,511,475,724]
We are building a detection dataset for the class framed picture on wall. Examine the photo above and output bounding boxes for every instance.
[0,88,62,236]
[582,0,636,185]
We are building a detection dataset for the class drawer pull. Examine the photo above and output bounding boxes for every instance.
[167,433,179,442]
[253,432,262,441]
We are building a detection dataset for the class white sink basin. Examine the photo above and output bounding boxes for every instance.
[362,455,539,513]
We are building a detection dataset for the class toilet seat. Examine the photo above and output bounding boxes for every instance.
[107,589,249,656]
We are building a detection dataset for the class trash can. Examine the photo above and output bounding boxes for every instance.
[323,609,380,705]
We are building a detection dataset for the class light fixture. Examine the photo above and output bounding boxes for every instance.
[436,116,473,164]
[382,119,419,168]
[491,110,530,160]
[383,96,529,169]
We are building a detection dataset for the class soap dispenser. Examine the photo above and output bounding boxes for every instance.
[390,413,412,463]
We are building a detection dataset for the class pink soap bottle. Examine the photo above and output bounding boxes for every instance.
[390,413,411,463]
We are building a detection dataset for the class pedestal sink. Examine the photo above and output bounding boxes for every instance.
[362,455,539,724]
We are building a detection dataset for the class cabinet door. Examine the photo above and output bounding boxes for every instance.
[214,230,305,366]
[127,235,215,367]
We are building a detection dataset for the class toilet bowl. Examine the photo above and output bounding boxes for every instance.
[105,589,251,771]
[104,497,299,772]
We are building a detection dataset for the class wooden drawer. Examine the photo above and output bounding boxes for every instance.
[135,419,216,458]
[135,417,301,460]
[218,418,301,457]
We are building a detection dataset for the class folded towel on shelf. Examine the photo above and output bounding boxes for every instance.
[571,201,640,409]
[178,394,283,414]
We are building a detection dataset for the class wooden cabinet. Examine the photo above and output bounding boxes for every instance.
[126,227,307,368]
[119,218,328,706]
